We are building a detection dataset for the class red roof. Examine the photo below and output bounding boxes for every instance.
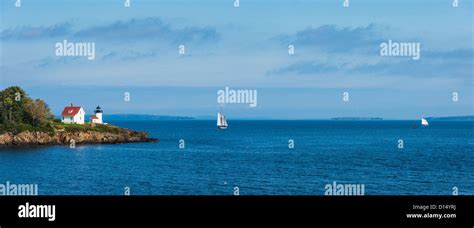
[61,106,82,116]
[90,115,98,119]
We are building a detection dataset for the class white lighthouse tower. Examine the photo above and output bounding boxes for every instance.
[91,106,103,124]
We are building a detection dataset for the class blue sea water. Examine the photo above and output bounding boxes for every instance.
[0,120,473,195]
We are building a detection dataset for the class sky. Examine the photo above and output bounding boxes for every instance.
[0,0,473,119]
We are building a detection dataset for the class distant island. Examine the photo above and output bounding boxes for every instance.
[0,86,157,146]
[331,117,383,121]
[426,116,474,121]
[102,114,195,121]
[332,116,474,121]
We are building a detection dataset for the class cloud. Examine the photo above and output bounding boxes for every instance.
[34,56,83,69]
[101,50,158,61]
[274,24,385,52]
[0,23,72,40]
[268,61,340,75]
[352,57,472,78]
[269,23,472,79]
[75,17,220,43]
[424,49,473,60]
[270,49,473,79]
[1,18,220,44]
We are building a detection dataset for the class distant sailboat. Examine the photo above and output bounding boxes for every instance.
[421,118,429,127]
[217,112,228,129]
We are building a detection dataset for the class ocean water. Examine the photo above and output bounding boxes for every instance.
[0,120,473,195]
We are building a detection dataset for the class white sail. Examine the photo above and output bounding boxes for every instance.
[223,116,228,127]
[217,112,223,126]
[421,118,429,126]
[217,112,228,129]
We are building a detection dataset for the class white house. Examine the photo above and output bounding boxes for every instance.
[90,106,103,124]
[61,104,85,124]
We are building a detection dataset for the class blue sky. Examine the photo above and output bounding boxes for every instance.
[1,0,473,119]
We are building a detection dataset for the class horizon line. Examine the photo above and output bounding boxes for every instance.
[53,113,474,121]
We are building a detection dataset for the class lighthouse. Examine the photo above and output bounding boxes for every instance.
[90,106,103,124]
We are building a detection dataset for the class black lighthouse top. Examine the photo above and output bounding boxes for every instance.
[94,106,103,113]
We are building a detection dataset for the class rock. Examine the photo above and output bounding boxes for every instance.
[0,127,157,146]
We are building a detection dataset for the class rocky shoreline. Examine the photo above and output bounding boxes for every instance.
[0,128,157,146]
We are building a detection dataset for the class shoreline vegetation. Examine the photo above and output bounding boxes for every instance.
[0,86,157,146]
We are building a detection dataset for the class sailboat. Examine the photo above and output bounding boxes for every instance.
[217,112,228,129]
[421,118,429,127]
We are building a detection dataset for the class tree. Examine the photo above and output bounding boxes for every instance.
[23,98,54,126]
[0,86,53,126]
[0,86,27,124]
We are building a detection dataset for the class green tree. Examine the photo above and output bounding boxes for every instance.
[23,98,54,126]
[0,86,27,124]
[0,86,54,133]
